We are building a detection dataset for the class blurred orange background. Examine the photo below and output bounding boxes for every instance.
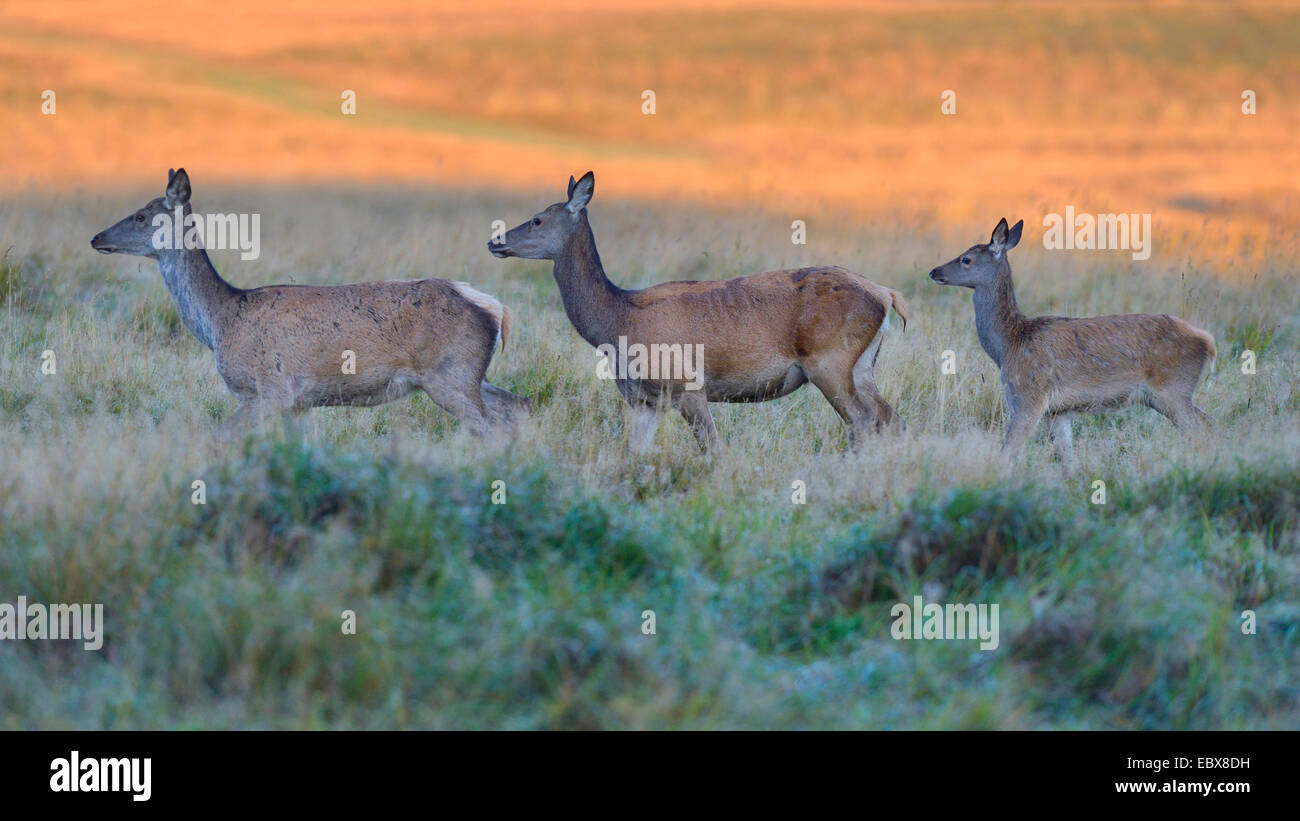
[3,0,1298,235]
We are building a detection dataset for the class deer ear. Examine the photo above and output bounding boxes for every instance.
[1006,219,1024,250]
[165,168,192,208]
[989,218,1010,252]
[168,168,176,183]
[567,175,578,198]
[566,171,594,213]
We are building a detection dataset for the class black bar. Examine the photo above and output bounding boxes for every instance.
[4,731,1287,809]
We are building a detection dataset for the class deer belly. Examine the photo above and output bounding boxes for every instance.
[706,363,806,402]
[215,340,419,407]
[314,371,416,407]
[296,371,418,407]
[1047,375,1150,414]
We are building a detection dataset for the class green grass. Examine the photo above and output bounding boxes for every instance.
[4,436,1294,729]
[1,186,1297,728]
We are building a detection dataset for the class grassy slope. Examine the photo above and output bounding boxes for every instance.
[1,186,1297,728]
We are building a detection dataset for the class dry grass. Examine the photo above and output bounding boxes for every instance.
[1,183,1297,728]
[1,0,1298,729]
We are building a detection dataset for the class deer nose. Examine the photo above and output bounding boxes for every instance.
[928,267,941,279]
[91,233,102,245]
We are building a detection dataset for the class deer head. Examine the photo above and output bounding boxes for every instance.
[488,171,595,260]
[929,218,1024,288]
[91,168,193,258]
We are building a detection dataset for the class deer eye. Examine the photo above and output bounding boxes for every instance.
[136,214,146,223]
[960,256,971,265]
[532,217,542,227]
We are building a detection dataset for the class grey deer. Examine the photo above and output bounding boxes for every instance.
[929,218,1215,465]
[91,168,530,436]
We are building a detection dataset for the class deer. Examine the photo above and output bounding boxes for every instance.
[91,168,531,437]
[487,171,909,453]
[929,218,1215,465]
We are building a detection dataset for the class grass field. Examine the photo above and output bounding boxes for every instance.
[1,1,1298,728]
[2,183,1297,728]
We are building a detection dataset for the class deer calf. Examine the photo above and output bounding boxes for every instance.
[488,171,908,452]
[91,169,530,436]
[929,218,1214,464]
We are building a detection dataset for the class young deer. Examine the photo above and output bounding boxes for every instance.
[91,169,530,436]
[488,171,909,452]
[929,218,1215,464]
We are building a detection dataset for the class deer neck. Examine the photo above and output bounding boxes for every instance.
[971,267,1024,368]
[551,215,628,347]
[156,246,239,350]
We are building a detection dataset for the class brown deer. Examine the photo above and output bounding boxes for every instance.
[91,168,530,436]
[929,218,1215,464]
[488,171,909,452]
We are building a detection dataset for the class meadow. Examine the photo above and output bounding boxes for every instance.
[1,182,1297,728]
[1,0,1298,728]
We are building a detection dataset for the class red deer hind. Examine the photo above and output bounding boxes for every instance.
[929,218,1215,464]
[489,171,909,452]
[91,168,530,437]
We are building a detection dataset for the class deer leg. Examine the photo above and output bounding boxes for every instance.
[806,363,873,450]
[481,381,531,414]
[1185,403,1215,432]
[1173,383,1215,433]
[852,335,903,432]
[218,399,262,440]
[854,379,903,433]
[278,405,308,439]
[1175,400,1214,434]
[627,404,660,453]
[677,390,719,453]
[480,380,532,429]
[218,392,297,439]
[420,376,490,437]
[1046,412,1078,470]
[1147,389,1213,434]
[1001,397,1048,461]
[1144,391,1179,428]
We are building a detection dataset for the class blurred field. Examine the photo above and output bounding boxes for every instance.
[3,0,1299,237]
[1,1,1299,728]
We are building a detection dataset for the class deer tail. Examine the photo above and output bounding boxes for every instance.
[1197,327,1217,361]
[451,281,511,356]
[888,288,909,331]
[499,303,513,354]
